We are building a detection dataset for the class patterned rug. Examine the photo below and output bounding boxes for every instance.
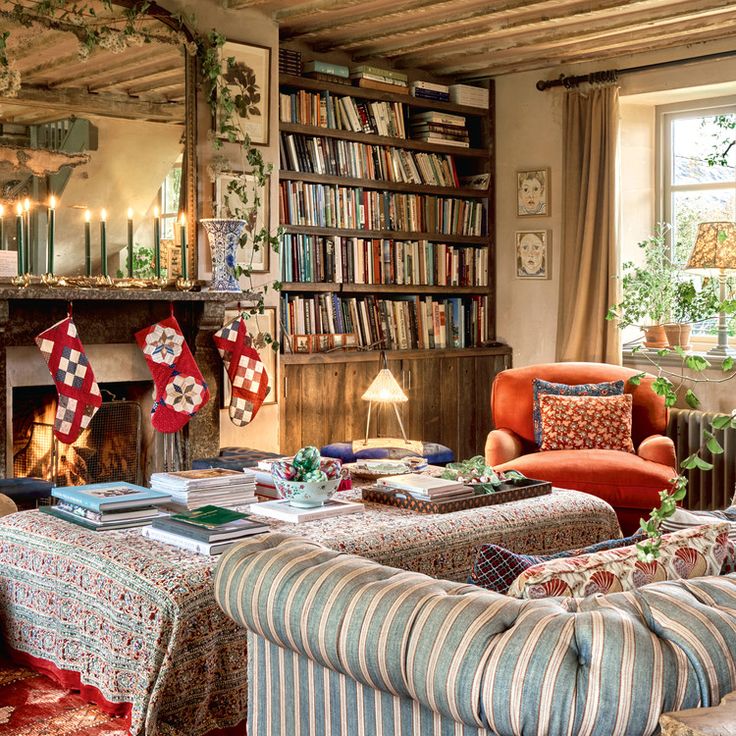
[0,658,128,736]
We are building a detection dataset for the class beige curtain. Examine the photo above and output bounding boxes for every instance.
[556,85,621,364]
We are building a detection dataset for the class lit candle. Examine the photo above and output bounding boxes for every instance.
[23,197,30,274]
[179,212,187,279]
[47,195,55,275]
[15,203,23,275]
[0,204,4,251]
[127,208,134,277]
[84,209,91,276]
[100,209,107,277]
[153,206,161,278]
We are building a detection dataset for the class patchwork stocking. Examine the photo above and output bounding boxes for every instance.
[35,316,102,444]
[135,315,210,434]
[213,315,270,426]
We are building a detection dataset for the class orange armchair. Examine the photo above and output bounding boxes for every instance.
[486,363,677,535]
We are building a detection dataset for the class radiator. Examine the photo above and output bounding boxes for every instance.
[666,408,736,510]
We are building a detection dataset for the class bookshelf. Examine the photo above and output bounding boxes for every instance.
[277,70,511,457]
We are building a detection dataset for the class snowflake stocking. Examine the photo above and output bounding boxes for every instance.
[213,315,269,426]
[135,315,210,434]
[35,316,102,444]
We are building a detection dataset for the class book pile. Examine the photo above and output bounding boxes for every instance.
[251,497,364,523]
[448,84,489,109]
[45,482,171,531]
[376,473,468,500]
[350,65,409,94]
[410,81,450,102]
[150,468,257,511]
[279,47,302,76]
[303,59,349,84]
[142,505,269,556]
[409,111,469,148]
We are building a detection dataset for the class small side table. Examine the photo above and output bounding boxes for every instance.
[660,692,736,735]
[320,441,454,466]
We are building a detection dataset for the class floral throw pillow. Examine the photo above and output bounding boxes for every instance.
[506,522,729,599]
[532,378,625,446]
[538,393,635,453]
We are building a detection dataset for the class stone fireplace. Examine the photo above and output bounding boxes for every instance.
[1,286,231,482]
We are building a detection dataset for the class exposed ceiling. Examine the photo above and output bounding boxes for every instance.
[238,0,736,79]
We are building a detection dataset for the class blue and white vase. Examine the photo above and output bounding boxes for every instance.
[201,218,245,292]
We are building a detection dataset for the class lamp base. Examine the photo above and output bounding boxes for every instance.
[352,437,424,455]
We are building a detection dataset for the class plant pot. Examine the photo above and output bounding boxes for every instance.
[642,324,668,349]
[200,218,246,292]
[663,323,692,351]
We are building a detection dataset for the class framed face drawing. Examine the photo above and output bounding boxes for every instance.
[517,168,549,217]
[515,230,550,279]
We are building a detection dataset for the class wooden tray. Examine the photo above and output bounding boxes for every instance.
[361,479,552,514]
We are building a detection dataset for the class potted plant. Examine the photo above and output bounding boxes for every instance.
[663,278,720,349]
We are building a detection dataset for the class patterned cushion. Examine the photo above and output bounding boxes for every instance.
[532,378,625,446]
[538,393,635,453]
[507,522,729,599]
[470,532,645,594]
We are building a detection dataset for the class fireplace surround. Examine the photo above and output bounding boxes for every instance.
[1,286,233,479]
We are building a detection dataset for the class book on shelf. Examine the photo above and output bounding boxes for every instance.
[152,505,269,543]
[280,235,489,287]
[448,84,489,109]
[40,505,161,531]
[279,133,460,187]
[279,48,302,76]
[354,77,411,95]
[51,482,171,512]
[351,72,408,88]
[250,498,364,523]
[281,293,488,351]
[350,64,408,83]
[279,181,486,237]
[303,60,349,78]
[411,110,466,127]
[410,81,450,102]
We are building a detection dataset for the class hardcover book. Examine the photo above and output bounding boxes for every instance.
[51,482,171,512]
[40,505,159,530]
[250,498,364,523]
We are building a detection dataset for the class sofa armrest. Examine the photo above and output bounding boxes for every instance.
[637,434,677,470]
[485,428,524,466]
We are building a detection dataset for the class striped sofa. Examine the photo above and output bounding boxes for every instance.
[214,533,736,736]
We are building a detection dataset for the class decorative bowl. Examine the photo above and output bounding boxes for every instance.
[273,476,342,508]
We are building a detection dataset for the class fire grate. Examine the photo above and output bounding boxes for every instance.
[13,401,143,487]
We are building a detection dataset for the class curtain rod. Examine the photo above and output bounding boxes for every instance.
[536,47,736,91]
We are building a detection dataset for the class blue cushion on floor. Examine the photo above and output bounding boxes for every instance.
[0,478,53,501]
[193,448,281,471]
[320,442,454,465]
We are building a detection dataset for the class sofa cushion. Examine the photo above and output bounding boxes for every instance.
[662,507,736,574]
[532,378,625,445]
[539,394,635,453]
[507,522,729,599]
[470,531,645,594]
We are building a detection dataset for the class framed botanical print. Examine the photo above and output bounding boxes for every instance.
[219,41,271,146]
[215,172,270,272]
[517,168,549,217]
[221,307,277,407]
[515,230,550,279]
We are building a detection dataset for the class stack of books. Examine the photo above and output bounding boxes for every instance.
[142,505,269,556]
[409,111,469,148]
[448,84,489,109]
[350,65,409,94]
[44,482,171,531]
[377,473,467,500]
[279,47,302,76]
[410,81,450,102]
[150,468,257,511]
[303,60,349,84]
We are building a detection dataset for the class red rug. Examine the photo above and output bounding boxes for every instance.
[0,657,129,736]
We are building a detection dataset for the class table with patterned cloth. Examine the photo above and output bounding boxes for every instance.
[0,490,619,736]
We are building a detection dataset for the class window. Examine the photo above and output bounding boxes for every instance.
[159,163,182,240]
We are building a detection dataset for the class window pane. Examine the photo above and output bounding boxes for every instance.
[163,167,182,213]
[672,116,736,185]
[672,189,736,262]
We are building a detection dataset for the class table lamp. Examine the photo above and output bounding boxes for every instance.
[685,221,736,357]
[359,351,410,448]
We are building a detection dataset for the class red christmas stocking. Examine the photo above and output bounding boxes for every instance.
[213,315,269,426]
[35,316,102,444]
[135,315,210,434]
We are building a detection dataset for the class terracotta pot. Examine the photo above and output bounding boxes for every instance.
[663,323,692,351]
[642,324,668,348]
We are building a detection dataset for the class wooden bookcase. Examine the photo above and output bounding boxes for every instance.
[277,72,511,458]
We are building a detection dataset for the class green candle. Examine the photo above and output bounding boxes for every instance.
[100,209,107,277]
[23,198,30,274]
[47,195,55,274]
[179,213,187,279]
[0,204,5,250]
[84,209,91,276]
[15,203,23,275]
[127,208,134,277]
[153,206,161,278]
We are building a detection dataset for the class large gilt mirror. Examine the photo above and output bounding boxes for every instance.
[0,0,196,277]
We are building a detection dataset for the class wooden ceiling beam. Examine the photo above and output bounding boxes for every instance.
[88,60,183,92]
[121,71,185,95]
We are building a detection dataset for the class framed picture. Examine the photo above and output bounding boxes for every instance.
[515,230,551,279]
[215,172,270,273]
[517,168,549,217]
[219,41,271,146]
[221,307,277,407]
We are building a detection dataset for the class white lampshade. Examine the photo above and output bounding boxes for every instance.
[361,368,408,403]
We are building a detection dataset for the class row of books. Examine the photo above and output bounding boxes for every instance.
[150,468,257,511]
[410,111,469,148]
[281,293,489,350]
[279,234,489,287]
[279,48,302,76]
[280,133,460,187]
[279,182,486,237]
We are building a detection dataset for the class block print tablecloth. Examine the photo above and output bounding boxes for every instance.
[0,489,619,736]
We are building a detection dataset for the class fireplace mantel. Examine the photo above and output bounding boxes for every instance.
[0,286,247,478]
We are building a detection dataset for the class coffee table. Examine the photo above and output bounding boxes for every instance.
[0,489,619,736]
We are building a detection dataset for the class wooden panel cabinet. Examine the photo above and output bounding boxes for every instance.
[280,347,512,459]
